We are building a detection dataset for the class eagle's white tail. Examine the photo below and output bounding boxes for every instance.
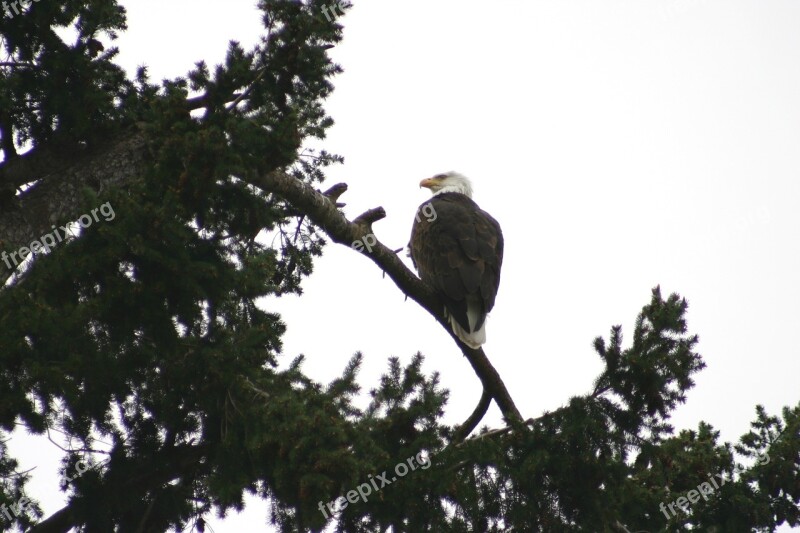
[445,300,487,348]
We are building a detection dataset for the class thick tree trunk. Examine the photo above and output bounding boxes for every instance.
[0,130,148,286]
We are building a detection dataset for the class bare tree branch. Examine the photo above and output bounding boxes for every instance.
[451,389,493,444]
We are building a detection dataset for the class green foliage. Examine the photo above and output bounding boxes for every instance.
[0,0,131,147]
[1,2,798,532]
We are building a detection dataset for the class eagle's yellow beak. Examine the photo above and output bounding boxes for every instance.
[419,177,436,189]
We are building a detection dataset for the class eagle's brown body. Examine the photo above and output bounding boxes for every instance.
[409,191,503,348]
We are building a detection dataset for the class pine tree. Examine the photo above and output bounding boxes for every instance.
[1,2,797,532]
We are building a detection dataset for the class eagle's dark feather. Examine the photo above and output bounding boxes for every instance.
[409,192,503,338]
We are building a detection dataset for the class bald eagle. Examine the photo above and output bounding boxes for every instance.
[408,172,504,348]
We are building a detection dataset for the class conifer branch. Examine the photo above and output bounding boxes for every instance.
[0,62,34,68]
[27,444,206,533]
[184,92,243,112]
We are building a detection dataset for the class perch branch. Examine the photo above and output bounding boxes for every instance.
[451,389,493,444]
[353,207,386,227]
[322,182,348,204]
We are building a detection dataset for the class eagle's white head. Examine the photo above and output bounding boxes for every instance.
[419,171,473,198]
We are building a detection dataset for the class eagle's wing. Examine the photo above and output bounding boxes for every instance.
[409,194,503,333]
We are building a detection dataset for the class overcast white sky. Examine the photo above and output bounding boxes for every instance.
[8,1,800,531]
